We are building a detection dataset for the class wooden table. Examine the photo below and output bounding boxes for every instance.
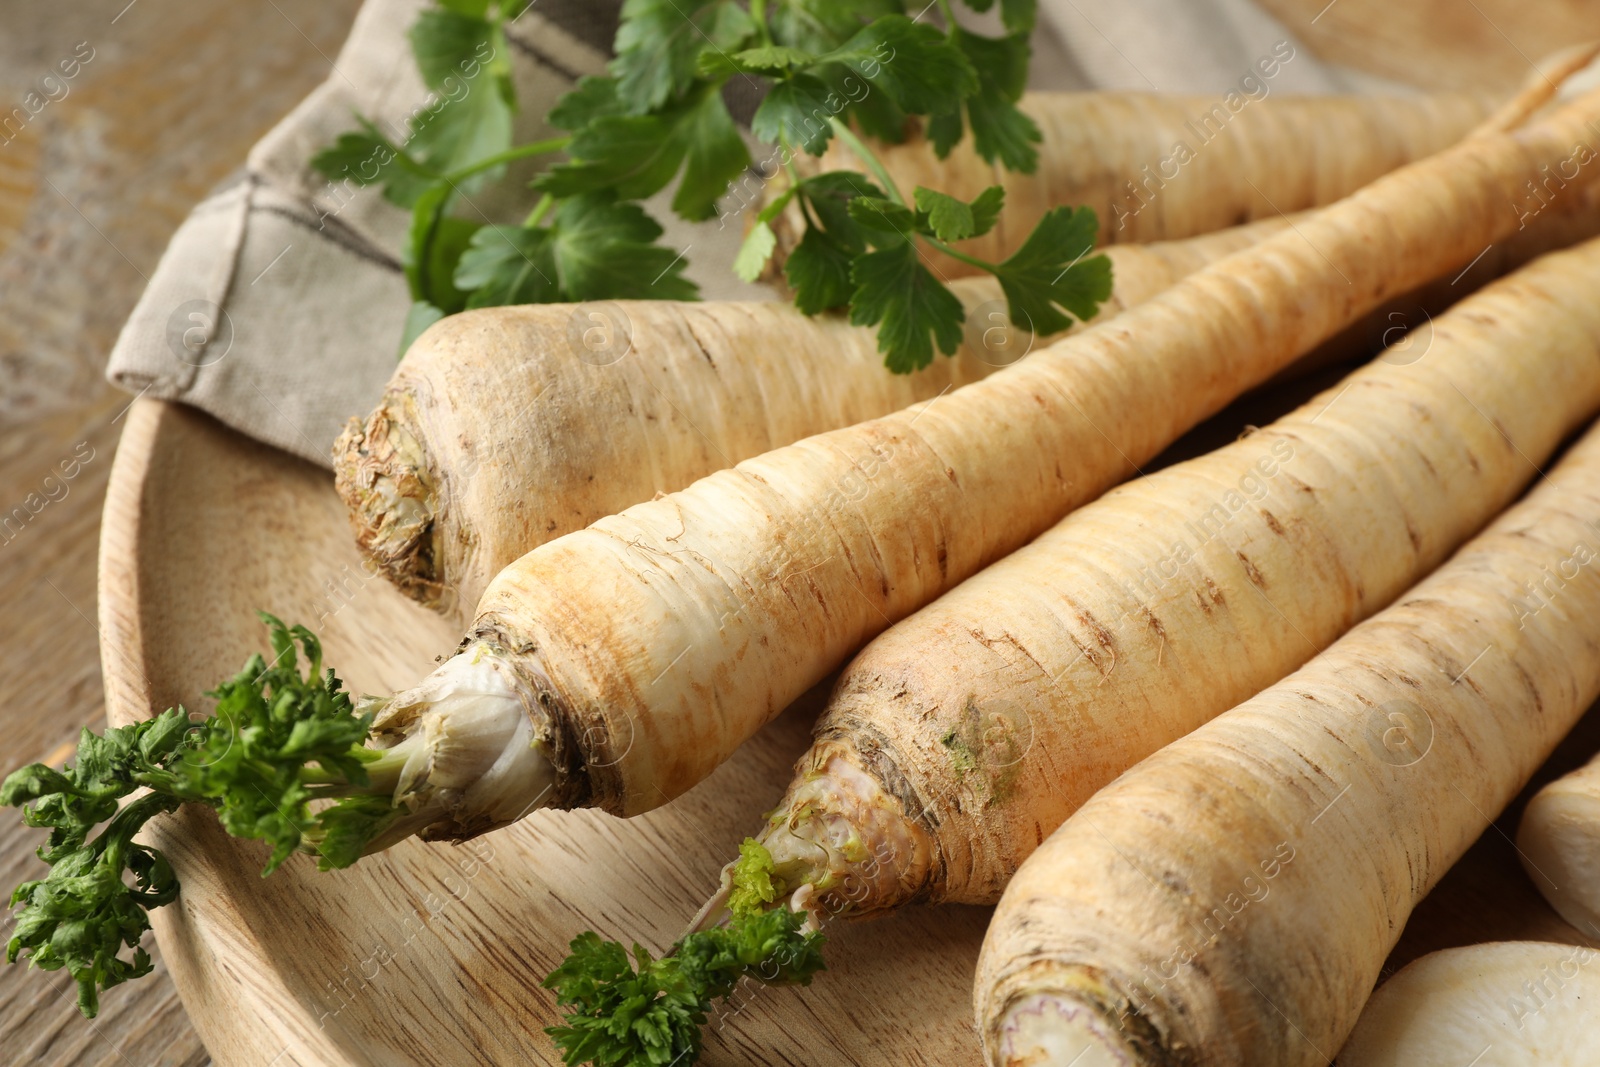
[3,2,1597,1064]
[0,2,359,1062]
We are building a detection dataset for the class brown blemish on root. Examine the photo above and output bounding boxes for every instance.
[1237,552,1266,589]
[683,313,719,368]
[1072,608,1118,678]
[1406,519,1424,553]
[974,629,1052,681]
[1147,610,1168,666]
[1146,612,1167,642]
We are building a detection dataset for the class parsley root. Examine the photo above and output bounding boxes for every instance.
[349,89,1600,853]
[1339,943,1600,1067]
[764,41,1600,282]
[336,218,1290,617]
[742,227,1600,912]
[567,222,1600,1065]
[975,409,1600,1067]
[765,87,1494,279]
[1517,750,1600,938]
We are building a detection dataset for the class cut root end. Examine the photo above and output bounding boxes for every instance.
[992,994,1139,1067]
[360,643,558,843]
[332,396,453,614]
[751,746,934,919]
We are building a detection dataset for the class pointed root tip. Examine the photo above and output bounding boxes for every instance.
[687,878,733,935]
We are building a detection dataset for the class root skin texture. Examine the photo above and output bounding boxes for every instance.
[974,367,1600,1066]
[340,57,1595,620]
[764,89,1496,279]
[335,222,1286,618]
[1518,755,1600,937]
[1337,942,1600,1067]
[758,230,1600,917]
[405,90,1600,824]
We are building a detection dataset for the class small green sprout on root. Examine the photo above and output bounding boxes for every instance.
[544,838,827,1067]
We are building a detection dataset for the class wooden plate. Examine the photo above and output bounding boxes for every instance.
[96,396,1600,1067]
[98,398,992,1067]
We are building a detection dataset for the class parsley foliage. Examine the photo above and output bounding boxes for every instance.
[312,0,1112,369]
[544,839,826,1067]
[2,616,400,1018]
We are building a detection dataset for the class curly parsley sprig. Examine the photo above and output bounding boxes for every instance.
[544,839,825,1067]
[311,0,1111,370]
[2,615,402,1018]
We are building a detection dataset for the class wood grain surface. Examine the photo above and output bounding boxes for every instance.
[1258,0,1600,93]
[0,1,360,1063]
[98,397,1002,1067]
[7,2,1600,1065]
[92,393,1600,1067]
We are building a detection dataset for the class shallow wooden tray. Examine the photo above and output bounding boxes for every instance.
[98,399,993,1067]
[98,397,1600,1067]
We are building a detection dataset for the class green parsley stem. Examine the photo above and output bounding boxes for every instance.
[100,792,185,905]
[358,737,416,779]
[749,0,771,46]
[780,137,804,189]
[389,146,440,180]
[522,192,555,228]
[776,135,819,228]
[925,238,1000,274]
[444,136,571,184]
[296,763,364,787]
[104,791,184,851]
[827,118,906,206]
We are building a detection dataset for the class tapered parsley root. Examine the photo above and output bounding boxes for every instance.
[763,42,1600,281]
[629,223,1600,1030]
[763,88,1493,280]
[335,218,1288,617]
[346,87,1600,852]
[974,395,1600,1067]
[743,229,1600,912]
[1339,943,1600,1067]
[545,225,1600,1065]
[341,173,1600,622]
[1517,752,1600,937]
[338,44,1596,622]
